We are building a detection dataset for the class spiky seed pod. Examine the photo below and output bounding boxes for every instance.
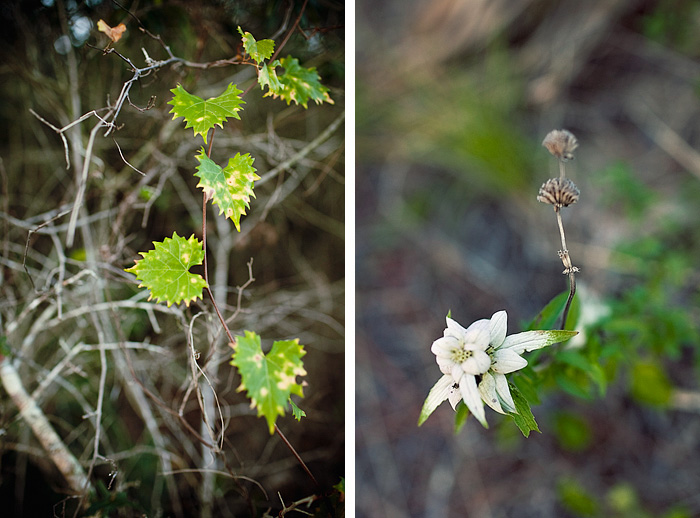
[537,177,580,208]
[542,129,578,161]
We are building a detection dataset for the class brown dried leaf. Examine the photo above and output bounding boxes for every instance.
[97,19,127,43]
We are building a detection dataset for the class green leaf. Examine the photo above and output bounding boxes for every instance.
[630,361,672,406]
[266,56,333,108]
[289,398,306,421]
[527,290,580,330]
[555,369,594,399]
[124,232,207,307]
[454,400,470,433]
[557,350,607,395]
[508,383,540,437]
[168,83,244,143]
[558,478,599,516]
[194,148,260,231]
[231,331,307,434]
[0,335,10,357]
[258,61,282,93]
[237,26,275,63]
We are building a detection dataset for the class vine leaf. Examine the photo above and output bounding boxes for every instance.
[231,331,307,434]
[194,148,260,231]
[124,232,207,307]
[168,83,244,144]
[237,26,275,63]
[258,62,282,93]
[266,56,334,108]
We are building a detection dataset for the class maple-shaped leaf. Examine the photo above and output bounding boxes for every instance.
[168,83,244,144]
[237,26,275,63]
[231,331,307,434]
[267,56,334,108]
[124,232,207,307]
[194,148,260,231]
[97,19,127,43]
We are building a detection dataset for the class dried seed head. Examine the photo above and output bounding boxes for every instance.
[542,129,578,161]
[537,177,580,208]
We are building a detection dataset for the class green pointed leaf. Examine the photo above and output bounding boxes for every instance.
[528,290,581,330]
[454,400,470,433]
[266,56,333,108]
[125,232,207,307]
[194,148,260,231]
[289,398,306,421]
[168,83,244,143]
[231,331,307,434]
[508,383,540,437]
[237,26,275,63]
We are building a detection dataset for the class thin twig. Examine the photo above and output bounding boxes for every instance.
[274,423,318,487]
[113,138,145,175]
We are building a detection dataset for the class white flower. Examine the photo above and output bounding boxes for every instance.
[420,310,573,428]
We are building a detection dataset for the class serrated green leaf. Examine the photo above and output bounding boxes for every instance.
[168,83,244,143]
[289,398,306,421]
[125,232,207,307]
[258,62,282,93]
[508,383,540,437]
[237,26,275,63]
[266,56,333,108]
[231,331,307,434]
[194,148,259,231]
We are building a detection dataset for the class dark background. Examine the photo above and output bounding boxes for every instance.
[357,1,700,517]
[0,0,344,516]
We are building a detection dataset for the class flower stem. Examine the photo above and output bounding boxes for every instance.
[562,271,576,330]
[555,207,576,329]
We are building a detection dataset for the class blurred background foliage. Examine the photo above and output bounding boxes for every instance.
[0,0,343,516]
[357,0,700,517]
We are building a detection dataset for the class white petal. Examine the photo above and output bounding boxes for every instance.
[479,372,517,414]
[489,310,508,348]
[461,349,492,375]
[498,330,553,354]
[492,373,517,413]
[491,348,527,374]
[418,375,453,425]
[459,375,487,427]
[450,363,464,382]
[478,372,504,413]
[431,336,460,357]
[435,356,454,375]
[445,317,469,338]
[462,319,491,350]
[448,384,462,410]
